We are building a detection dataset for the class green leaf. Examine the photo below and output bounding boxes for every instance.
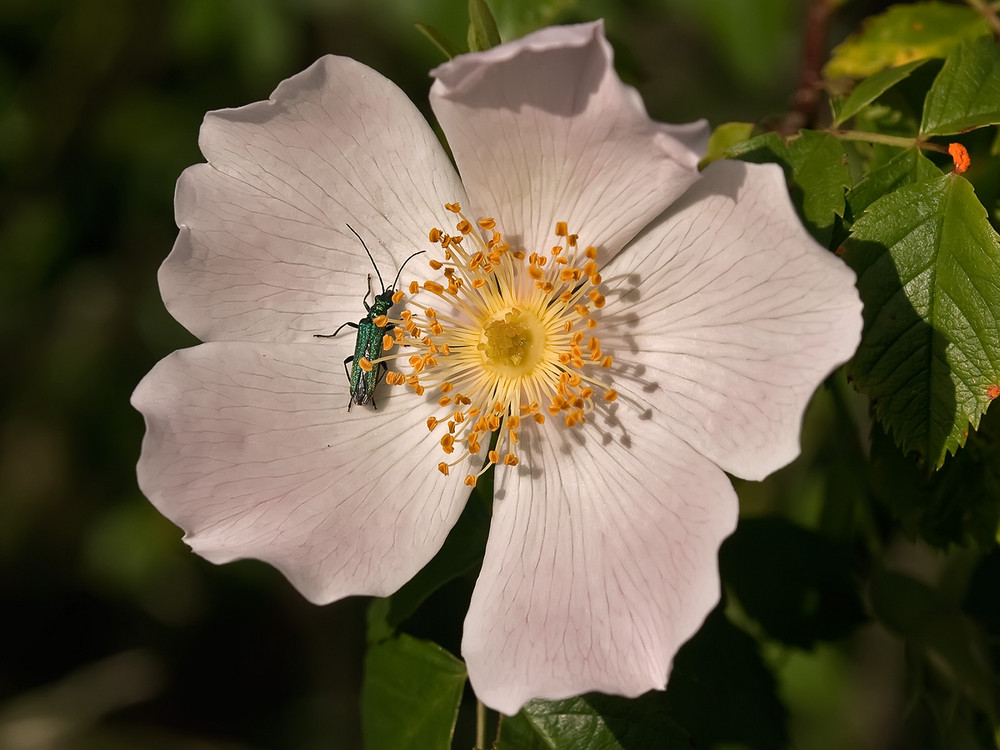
[371,479,492,638]
[727,130,850,246]
[832,59,929,125]
[719,518,866,648]
[921,35,1000,136]
[497,693,692,750]
[497,610,786,749]
[868,409,1000,548]
[486,0,578,41]
[667,609,788,749]
[846,147,942,220]
[846,173,1000,468]
[824,2,988,79]
[361,634,467,750]
[467,0,502,52]
[415,23,460,61]
[698,121,754,169]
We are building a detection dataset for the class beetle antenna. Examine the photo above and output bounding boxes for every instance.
[391,250,426,292]
[346,224,385,292]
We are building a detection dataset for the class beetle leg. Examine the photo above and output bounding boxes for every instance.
[370,363,389,410]
[344,356,356,410]
[315,321,359,338]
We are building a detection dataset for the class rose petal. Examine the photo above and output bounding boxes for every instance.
[430,21,706,262]
[603,160,862,480]
[462,416,737,715]
[131,342,477,602]
[163,55,465,343]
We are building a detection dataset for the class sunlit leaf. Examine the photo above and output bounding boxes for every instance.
[699,121,754,169]
[361,635,466,750]
[846,147,941,219]
[921,35,1000,136]
[832,59,929,125]
[846,173,1000,468]
[824,2,988,79]
[727,130,850,245]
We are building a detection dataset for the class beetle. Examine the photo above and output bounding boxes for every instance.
[316,225,424,410]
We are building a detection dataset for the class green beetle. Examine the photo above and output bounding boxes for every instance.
[318,226,424,410]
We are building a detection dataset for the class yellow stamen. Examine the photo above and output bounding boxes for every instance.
[379,206,617,478]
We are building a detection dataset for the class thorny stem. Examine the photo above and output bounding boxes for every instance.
[826,129,951,153]
[964,0,1000,38]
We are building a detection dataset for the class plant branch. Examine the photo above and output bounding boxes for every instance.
[965,0,1000,38]
[826,129,950,153]
[788,0,838,131]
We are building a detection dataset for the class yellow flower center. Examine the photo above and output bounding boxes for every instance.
[481,308,545,377]
[377,203,617,487]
